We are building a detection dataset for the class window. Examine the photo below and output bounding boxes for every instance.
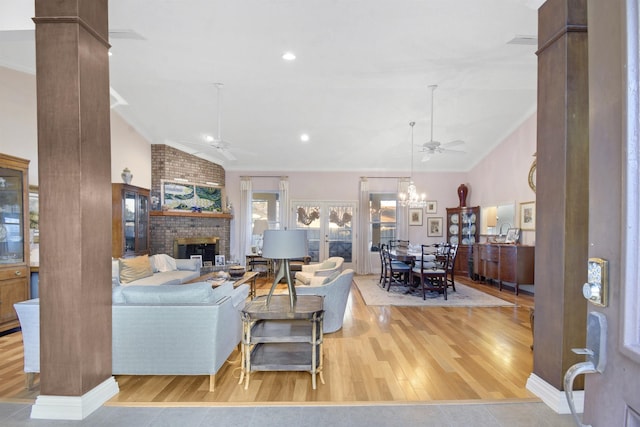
[251,192,279,252]
[370,193,397,251]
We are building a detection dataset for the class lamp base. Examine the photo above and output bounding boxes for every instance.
[266,259,297,309]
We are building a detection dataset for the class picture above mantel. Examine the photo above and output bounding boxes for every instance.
[150,211,232,219]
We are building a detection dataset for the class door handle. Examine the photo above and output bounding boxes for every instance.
[563,311,607,427]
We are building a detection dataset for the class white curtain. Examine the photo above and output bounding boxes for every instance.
[239,177,252,266]
[279,176,289,229]
[357,177,370,274]
[397,178,409,240]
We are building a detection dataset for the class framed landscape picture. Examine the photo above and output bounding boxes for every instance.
[427,217,443,237]
[409,208,423,226]
[161,180,225,212]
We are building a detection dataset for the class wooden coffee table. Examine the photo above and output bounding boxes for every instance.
[186,271,259,298]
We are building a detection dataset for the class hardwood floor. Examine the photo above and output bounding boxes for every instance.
[0,275,537,405]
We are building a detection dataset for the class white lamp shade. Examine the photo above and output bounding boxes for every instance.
[261,230,308,259]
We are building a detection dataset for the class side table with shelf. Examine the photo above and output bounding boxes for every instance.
[240,295,324,389]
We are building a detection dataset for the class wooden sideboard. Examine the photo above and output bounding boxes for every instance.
[472,243,535,295]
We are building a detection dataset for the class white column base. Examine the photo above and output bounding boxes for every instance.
[31,376,119,420]
[526,373,583,414]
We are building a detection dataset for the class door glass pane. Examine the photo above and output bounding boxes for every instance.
[0,169,24,263]
[124,191,136,252]
[295,203,321,262]
[328,204,353,262]
[138,194,148,251]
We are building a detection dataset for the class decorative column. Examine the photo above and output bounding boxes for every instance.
[526,0,589,412]
[33,0,117,419]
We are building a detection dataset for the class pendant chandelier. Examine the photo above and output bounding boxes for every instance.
[398,121,427,208]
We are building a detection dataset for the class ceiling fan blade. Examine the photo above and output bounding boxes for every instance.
[442,139,465,148]
[217,146,237,161]
[421,154,432,162]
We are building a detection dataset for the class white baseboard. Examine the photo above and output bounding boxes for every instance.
[31,376,119,420]
[526,373,583,414]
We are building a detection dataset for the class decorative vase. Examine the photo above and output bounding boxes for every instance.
[121,168,133,184]
[457,184,468,207]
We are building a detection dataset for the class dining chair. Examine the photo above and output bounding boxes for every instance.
[378,243,387,285]
[445,244,458,292]
[412,244,451,300]
[382,246,411,290]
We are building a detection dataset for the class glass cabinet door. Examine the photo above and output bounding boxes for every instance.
[124,191,136,253]
[137,193,149,253]
[0,168,24,263]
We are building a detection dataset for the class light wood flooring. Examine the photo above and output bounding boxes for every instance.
[0,275,536,405]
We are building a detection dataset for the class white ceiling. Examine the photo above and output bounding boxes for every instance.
[0,0,542,173]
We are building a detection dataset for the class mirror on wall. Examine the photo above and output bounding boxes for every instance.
[481,202,515,235]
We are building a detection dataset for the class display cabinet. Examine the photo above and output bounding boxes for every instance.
[446,206,480,276]
[0,154,30,333]
[112,183,150,258]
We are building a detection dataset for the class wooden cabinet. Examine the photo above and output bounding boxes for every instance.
[473,243,535,294]
[112,184,150,258]
[0,154,30,333]
[446,206,479,276]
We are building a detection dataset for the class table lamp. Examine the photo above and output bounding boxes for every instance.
[261,229,308,309]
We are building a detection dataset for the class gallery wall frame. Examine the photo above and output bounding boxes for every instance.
[409,208,423,226]
[427,217,443,237]
[425,201,437,214]
[520,201,536,231]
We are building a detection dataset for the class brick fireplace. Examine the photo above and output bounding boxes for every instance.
[149,145,231,260]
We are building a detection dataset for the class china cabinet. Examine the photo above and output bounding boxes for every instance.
[112,183,150,258]
[0,154,30,333]
[446,206,480,276]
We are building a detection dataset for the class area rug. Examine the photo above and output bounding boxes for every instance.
[353,275,514,307]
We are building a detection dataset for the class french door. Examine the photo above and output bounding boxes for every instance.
[291,201,356,270]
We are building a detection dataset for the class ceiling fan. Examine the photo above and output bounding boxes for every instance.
[419,85,466,162]
[181,83,237,161]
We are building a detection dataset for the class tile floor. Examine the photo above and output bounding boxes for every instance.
[0,401,578,426]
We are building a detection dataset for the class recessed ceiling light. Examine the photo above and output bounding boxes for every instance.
[300,133,310,142]
[204,135,214,142]
[282,51,296,61]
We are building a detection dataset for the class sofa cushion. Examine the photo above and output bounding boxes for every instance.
[150,254,177,273]
[115,282,221,304]
[121,270,201,287]
[119,255,154,284]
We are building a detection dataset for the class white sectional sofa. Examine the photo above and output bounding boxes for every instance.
[112,254,201,287]
[15,281,249,392]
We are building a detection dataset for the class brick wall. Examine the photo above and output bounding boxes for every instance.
[150,145,231,260]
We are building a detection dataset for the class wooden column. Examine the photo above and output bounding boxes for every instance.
[532,0,589,392]
[33,0,116,416]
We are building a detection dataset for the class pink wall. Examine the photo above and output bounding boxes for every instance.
[467,113,537,245]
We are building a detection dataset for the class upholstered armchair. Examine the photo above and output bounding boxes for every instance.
[294,256,344,287]
[296,269,354,333]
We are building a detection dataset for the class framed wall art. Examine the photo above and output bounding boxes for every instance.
[427,217,443,237]
[161,180,225,212]
[409,208,423,226]
[425,201,437,214]
[520,201,536,231]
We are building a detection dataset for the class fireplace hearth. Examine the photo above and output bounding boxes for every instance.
[174,237,219,264]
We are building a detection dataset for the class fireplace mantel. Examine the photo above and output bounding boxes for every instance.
[150,211,233,219]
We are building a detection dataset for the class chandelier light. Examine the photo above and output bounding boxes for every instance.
[399,121,427,208]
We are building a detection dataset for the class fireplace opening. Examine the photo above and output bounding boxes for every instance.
[174,237,219,265]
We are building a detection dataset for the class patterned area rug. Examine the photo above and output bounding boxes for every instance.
[353,275,514,307]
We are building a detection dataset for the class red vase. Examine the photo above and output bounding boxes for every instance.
[457,184,468,207]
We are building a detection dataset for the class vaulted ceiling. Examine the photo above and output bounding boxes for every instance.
[0,0,542,172]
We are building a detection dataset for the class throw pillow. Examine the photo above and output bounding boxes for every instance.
[150,254,178,272]
[119,255,154,284]
[322,270,341,285]
[319,261,336,270]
